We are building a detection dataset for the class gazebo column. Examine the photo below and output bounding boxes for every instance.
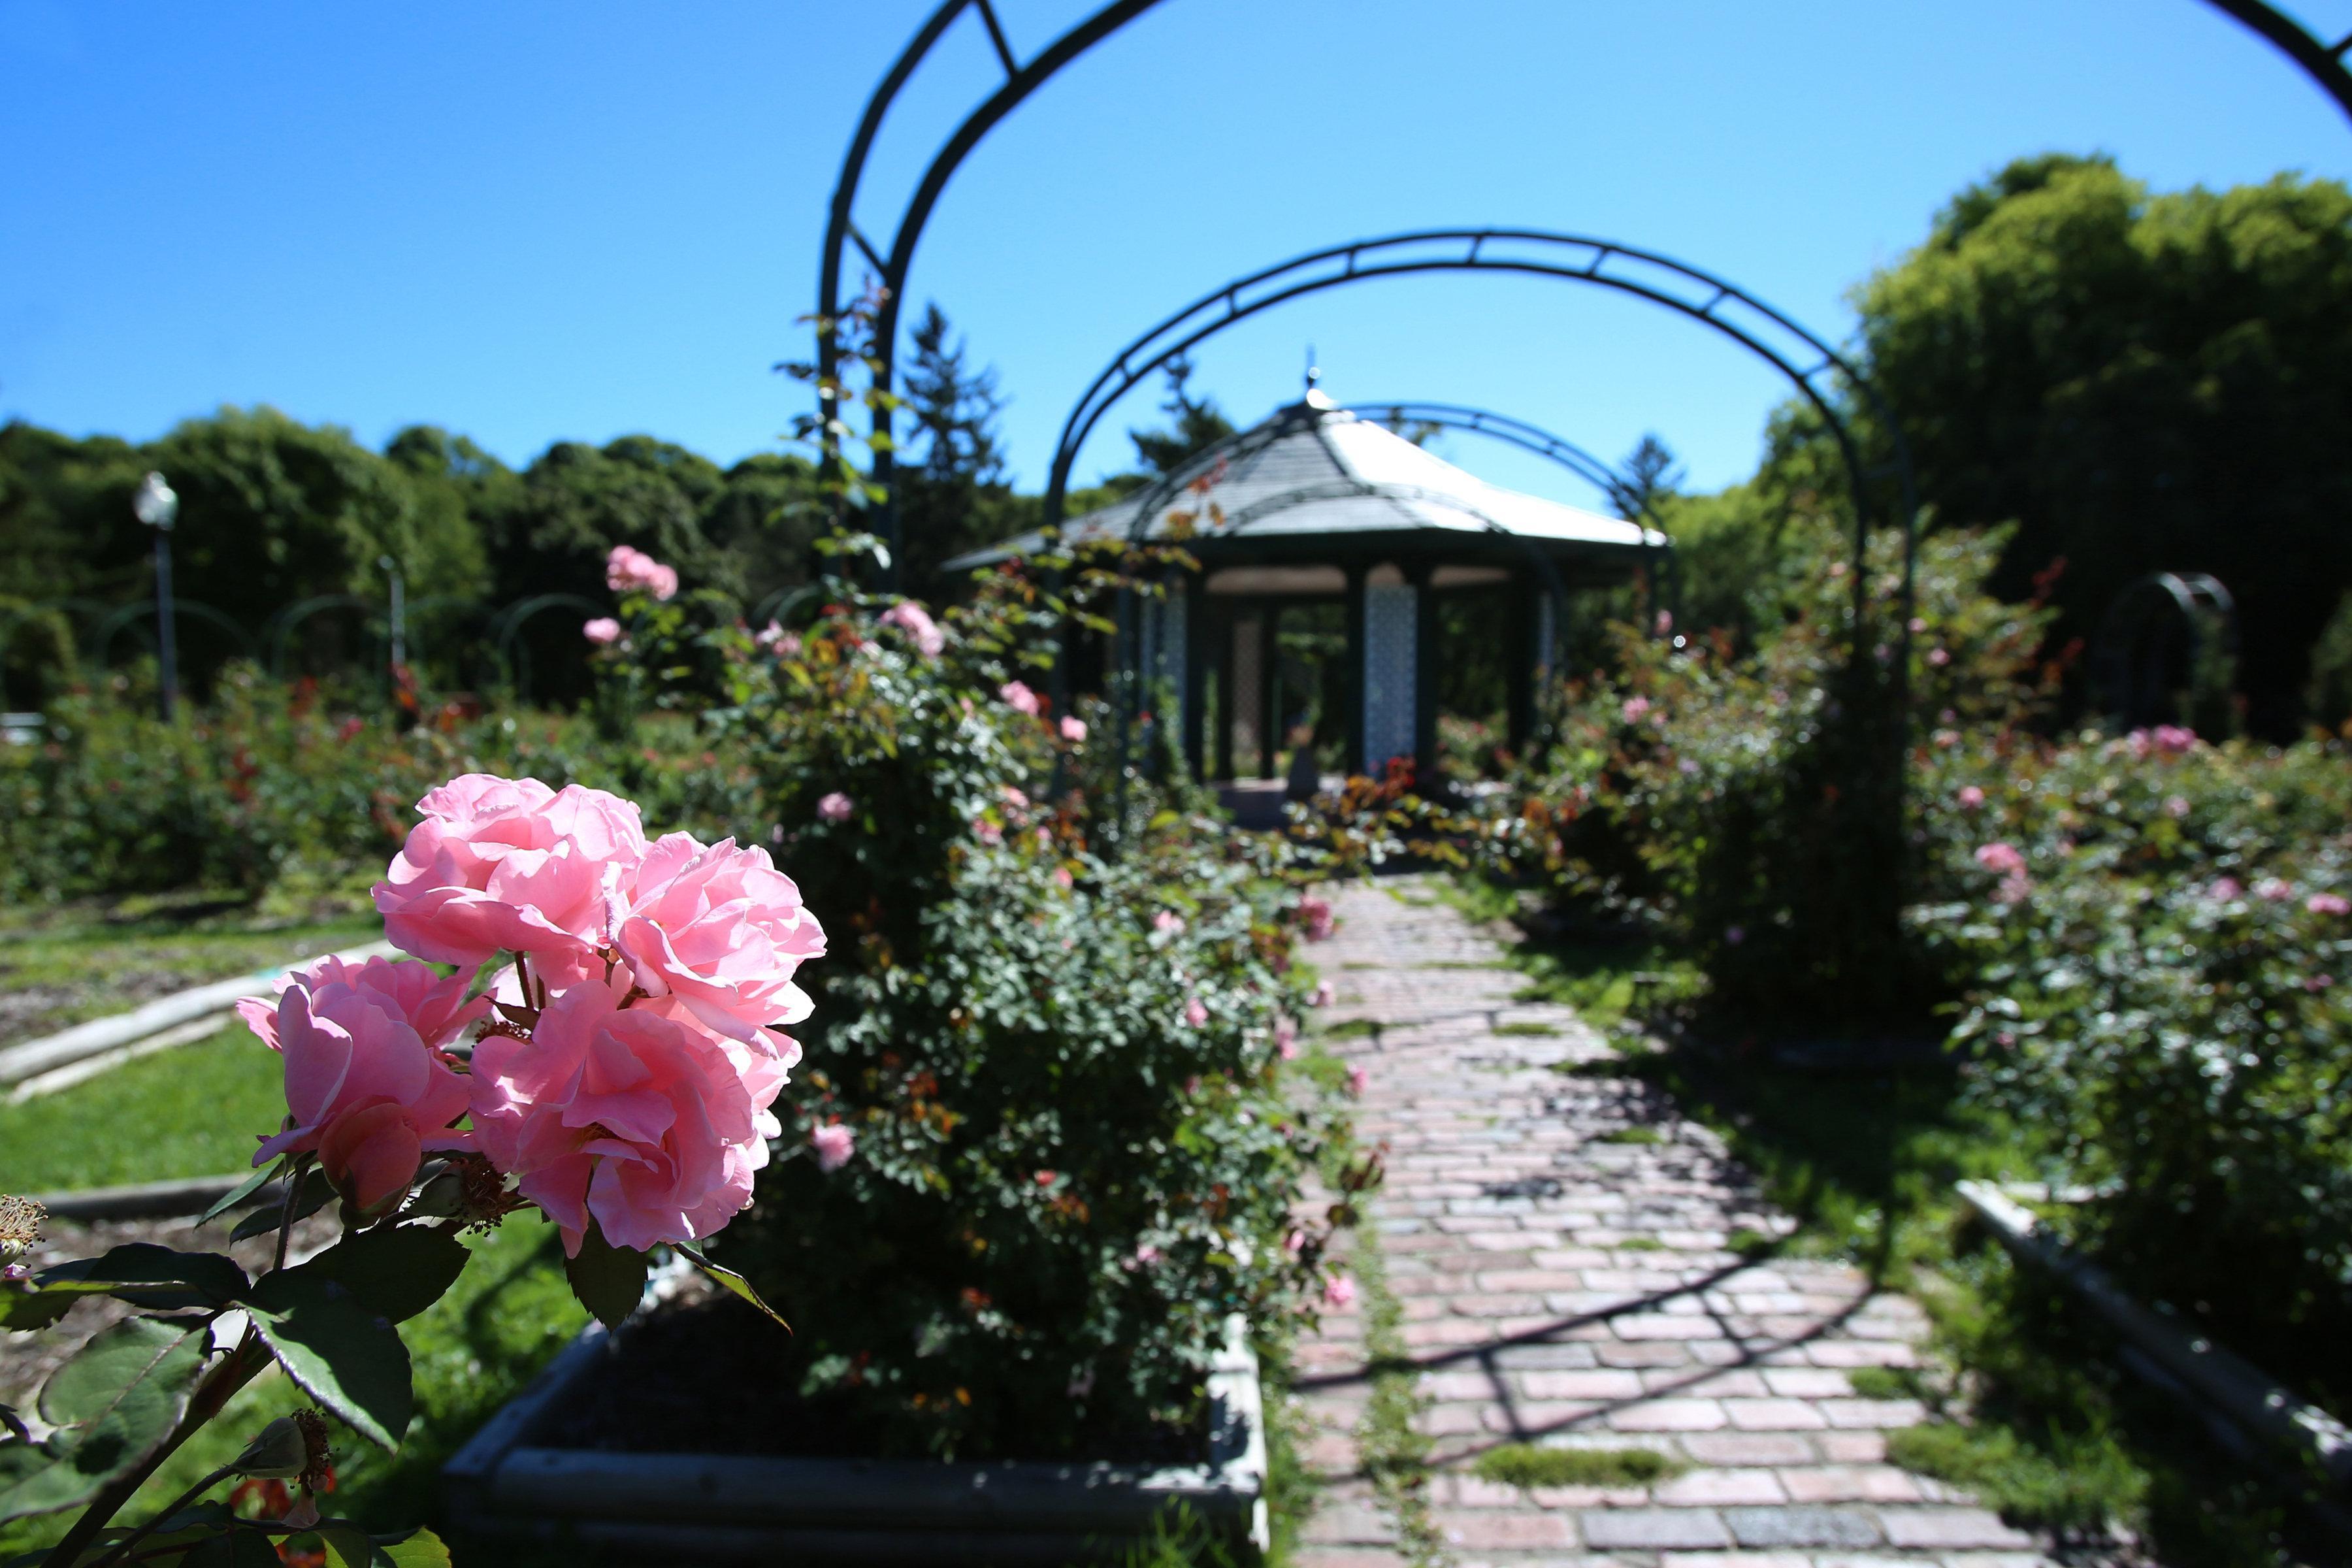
[1225,603,1263,782]
[1259,608,1281,778]
[1506,585,1535,753]
[1410,566,1439,785]
[1181,572,1207,780]
[1359,563,1418,776]
[1343,567,1368,772]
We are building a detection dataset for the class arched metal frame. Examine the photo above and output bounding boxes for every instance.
[91,600,257,671]
[2091,570,2241,729]
[491,593,610,704]
[814,0,2352,561]
[265,595,376,679]
[1041,231,1918,653]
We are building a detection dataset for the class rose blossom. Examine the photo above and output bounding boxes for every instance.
[1322,1275,1357,1309]
[374,774,647,974]
[1298,896,1335,941]
[2308,892,2351,917]
[1153,910,1186,935]
[817,791,853,823]
[2255,878,2296,903]
[1347,1065,1369,1096]
[1621,696,1651,725]
[613,834,826,1046]
[2164,795,2191,819]
[1060,716,1087,742]
[1974,842,2027,876]
[877,600,946,658]
[245,956,482,1215]
[606,544,678,601]
[1311,980,1335,1008]
[582,617,622,646]
[973,818,1004,847]
[470,974,788,1255]
[1183,998,1208,1028]
[999,680,1041,716]
[2208,877,2244,902]
[1927,646,1952,667]
[755,621,800,655]
[811,1123,855,1172]
[1957,785,1985,809]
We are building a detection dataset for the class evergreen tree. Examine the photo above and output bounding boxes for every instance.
[1128,356,1235,476]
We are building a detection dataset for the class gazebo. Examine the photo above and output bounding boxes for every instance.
[946,391,1668,783]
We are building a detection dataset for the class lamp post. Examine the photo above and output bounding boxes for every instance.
[131,472,180,720]
[379,554,406,675]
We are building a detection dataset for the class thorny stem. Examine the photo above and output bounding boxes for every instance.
[271,1158,304,1277]
[90,1462,237,1568]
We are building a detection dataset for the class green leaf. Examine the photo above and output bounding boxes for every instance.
[34,1245,248,1311]
[3,1320,203,1521]
[674,1245,789,1331]
[197,1161,284,1228]
[372,1527,453,1568]
[229,1169,335,1244]
[0,1288,76,1333]
[298,1225,469,1326]
[245,1271,412,1450]
[314,1523,376,1568]
[562,1222,648,1331]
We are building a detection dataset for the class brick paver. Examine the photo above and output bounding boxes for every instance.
[1288,877,2052,1568]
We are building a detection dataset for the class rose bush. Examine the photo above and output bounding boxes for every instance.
[1,770,814,1563]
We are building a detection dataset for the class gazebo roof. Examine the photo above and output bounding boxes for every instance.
[943,393,1666,581]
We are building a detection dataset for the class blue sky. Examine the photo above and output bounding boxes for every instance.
[3,1,2349,508]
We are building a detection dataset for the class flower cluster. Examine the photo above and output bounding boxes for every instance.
[605,544,679,601]
[240,772,824,1256]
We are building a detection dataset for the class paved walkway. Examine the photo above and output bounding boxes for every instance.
[1290,877,2053,1568]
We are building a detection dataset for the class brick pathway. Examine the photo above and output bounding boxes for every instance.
[1290,877,2053,1568]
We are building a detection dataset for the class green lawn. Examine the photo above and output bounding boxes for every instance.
[0,1024,287,1192]
[0,900,379,1042]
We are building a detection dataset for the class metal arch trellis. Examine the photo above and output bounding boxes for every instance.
[813,0,2352,564]
[1039,229,1920,647]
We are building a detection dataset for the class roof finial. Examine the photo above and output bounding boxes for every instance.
[1304,345,1318,395]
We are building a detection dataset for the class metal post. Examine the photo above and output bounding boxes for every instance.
[131,472,180,721]
[381,555,407,673]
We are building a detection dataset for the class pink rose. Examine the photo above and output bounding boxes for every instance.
[1347,1065,1369,1096]
[811,1123,855,1173]
[973,818,1004,847]
[1311,981,1335,1009]
[817,791,853,824]
[1274,1017,1297,1051]
[1060,716,1087,743]
[2164,795,2191,819]
[1298,896,1335,941]
[613,833,826,1045]
[1153,910,1186,935]
[755,621,799,655]
[1621,696,1651,725]
[1957,785,1985,809]
[1053,866,1074,890]
[374,774,647,973]
[1323,1274,1357,1309]
[1974,842,2026,876]
[2308,892,2350,917]
[1991,872,2032,906]
[2152,724,2197,755]
[1183,998,1208,1028]
[2255,878,2295,903]
[246,956,480,1215]
[470,975,787,1255]
[606,544,678,601]
[2208,877,2244,902]
[1131,1243,1161,1268]
[583,617,621,646]
[999,680,1041,716]
[877,600,946,658]
[1927,646,1952,668]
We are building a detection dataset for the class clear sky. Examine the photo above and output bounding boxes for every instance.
[4,1,2349,509]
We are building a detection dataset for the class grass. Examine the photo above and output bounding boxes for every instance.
[1595,1126,1662,1146]
[0,1023,287,1191]
[1887,1421,2147,1535]
[0,1214,589,1562]
[1321,1019,1382,1041]
[1491,1021,1559,1037]
[1471,1443,1682,1490]
[0,897,377,1040]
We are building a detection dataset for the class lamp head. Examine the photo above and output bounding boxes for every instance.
[133,472,178,531]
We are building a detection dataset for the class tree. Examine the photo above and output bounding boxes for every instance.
[896,302,1019,595]
[1853,154,2352,733]
[1128,355,1235,477]
[1609,434,1684,521]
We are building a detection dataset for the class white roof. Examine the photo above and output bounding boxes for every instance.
[945,395,1661,570]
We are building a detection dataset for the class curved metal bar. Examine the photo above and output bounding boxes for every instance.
[491,593,609,705]
[91,600,259,670]
[750,583,826,629]
[815,0,1169,576]
[264,595,374,677]
[2200,0,2352,123]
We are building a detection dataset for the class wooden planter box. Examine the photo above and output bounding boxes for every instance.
[443,1292,1269,1565]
